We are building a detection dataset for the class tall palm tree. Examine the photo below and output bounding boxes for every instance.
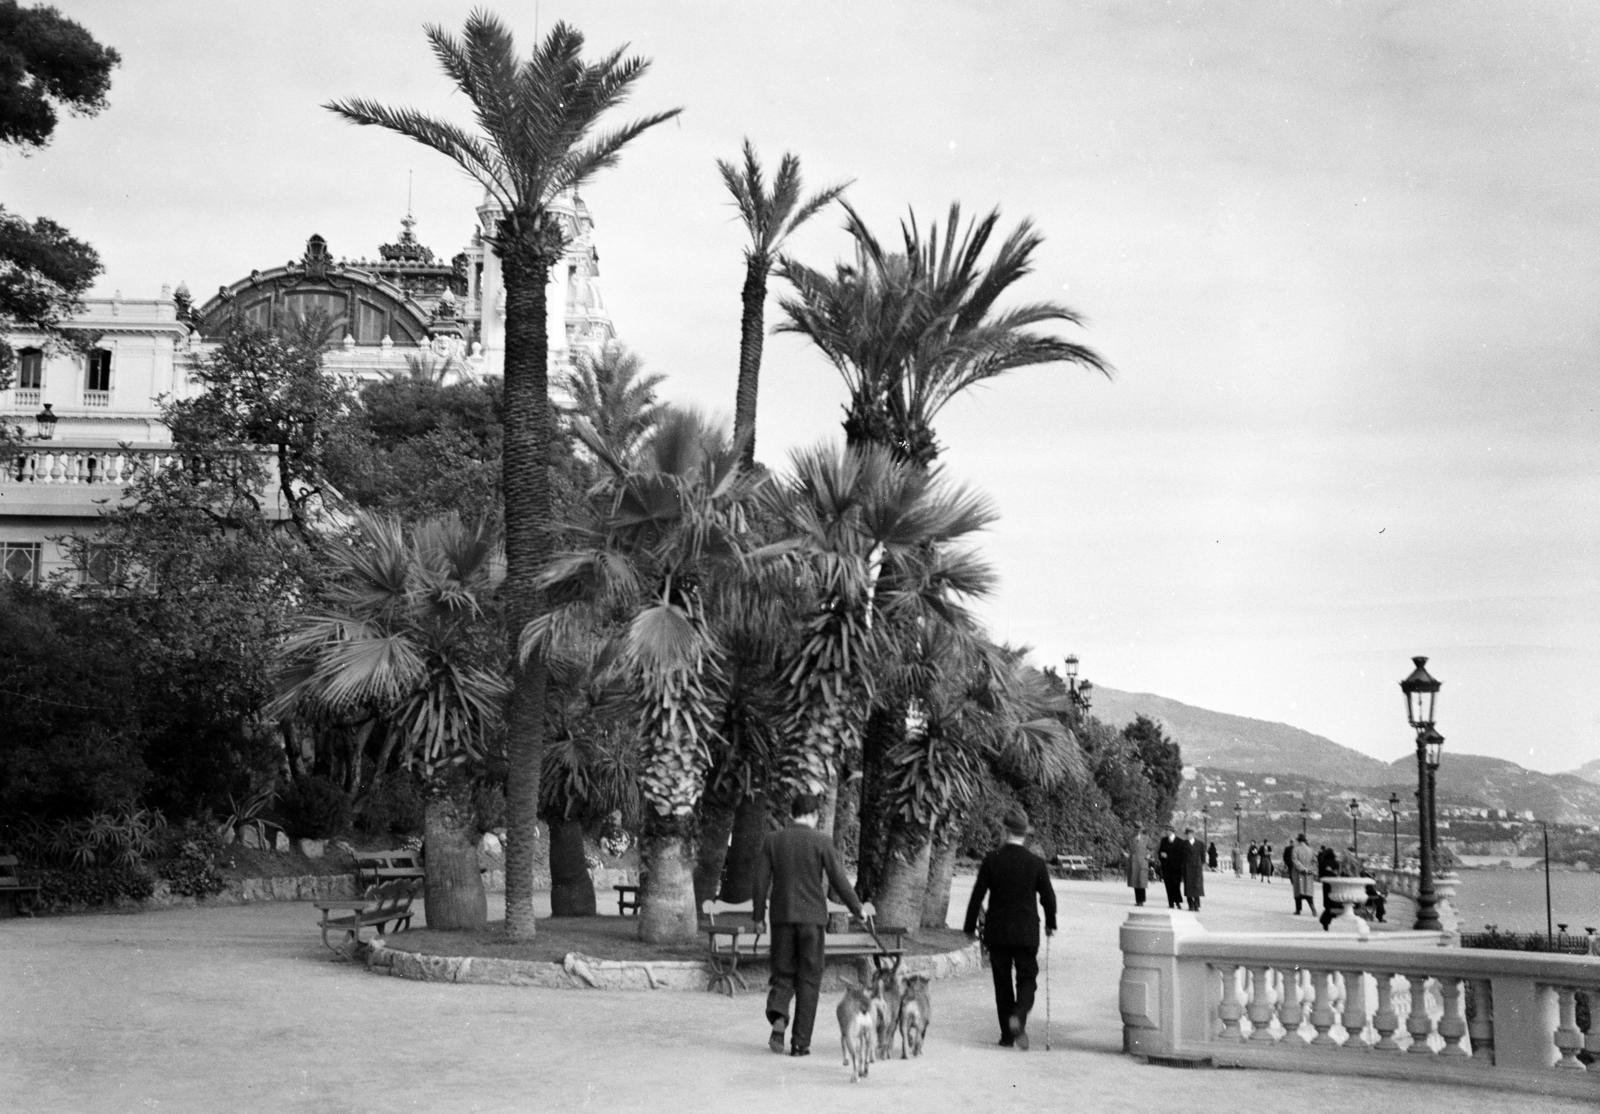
[718,140,849,469]
[326,15,680,939]
[778,201,1110,467]
[522,409,763,943]
[272,511,506,930]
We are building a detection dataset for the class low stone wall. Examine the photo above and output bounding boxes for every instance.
[366,938,985,992]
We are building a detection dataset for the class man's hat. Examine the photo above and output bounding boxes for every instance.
[1002,805,1032,836]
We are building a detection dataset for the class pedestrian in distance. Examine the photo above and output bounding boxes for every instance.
[1231,843,1244,877]
[1289,833,1318,916]
[1260,842,1274,882]
[1246,841,1259,880]
[963,804,1057,1050]
[1182,826,1205,911]
[1125,822,1149,906]
[751,793,875,1058]
[1207,841,1218,871]
[1157,824,1186,908]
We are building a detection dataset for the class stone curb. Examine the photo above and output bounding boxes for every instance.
[365,938,986,991]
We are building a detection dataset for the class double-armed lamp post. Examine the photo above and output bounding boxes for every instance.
[1063,654,1092,713]
[1400,656,1444,931]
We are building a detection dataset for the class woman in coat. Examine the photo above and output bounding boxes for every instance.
[1124,823,1149,906]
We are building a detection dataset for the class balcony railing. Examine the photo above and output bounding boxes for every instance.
[4,445,178,487]
[1121,909,1599,1100]
[83,390,110,408]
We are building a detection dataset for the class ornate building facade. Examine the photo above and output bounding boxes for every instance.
[0,192,615,584]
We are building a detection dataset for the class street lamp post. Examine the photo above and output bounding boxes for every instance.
[1400,656,1443,931]
[1299,800,1309,837]
[1538,820,1553,950]
[1201,807,1209,848]
[1234,803,1242,846]
[1063,654,1091,714]
[1349,799,1360,855]
[1388,792,1400,868]
[34,403,57,441]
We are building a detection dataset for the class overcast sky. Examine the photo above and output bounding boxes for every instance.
[11,2,1598,774]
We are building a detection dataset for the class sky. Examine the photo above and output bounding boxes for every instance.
[9,1,1598,774]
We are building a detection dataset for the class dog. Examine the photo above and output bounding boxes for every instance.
[836,984,876,1082]
[898,973,931,1058]
[868,968,901,1060]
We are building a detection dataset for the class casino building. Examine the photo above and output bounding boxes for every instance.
[0,191,615,585]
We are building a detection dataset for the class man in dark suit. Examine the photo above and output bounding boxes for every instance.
[1182,826,1205,911]
[962,804,1057,1050]
[752,793,874,1057]
[1157,824,1186,909]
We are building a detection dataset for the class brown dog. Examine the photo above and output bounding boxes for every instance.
[836,984,875,1082]
[898,974,931,1058]
[868,968,901,1060]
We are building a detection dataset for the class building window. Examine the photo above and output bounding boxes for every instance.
[77,544,121,590]
[16,348,43,390]
[86,349,112,392]
[1,542,41,585]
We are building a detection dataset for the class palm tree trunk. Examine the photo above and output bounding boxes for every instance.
[853,704,900,899]
[638,822,698,944]
[718,792,770,902]
[875,830,933,934]
[421,778,488,931]
[497,224,558,941]
[547,816,597,917]
[921,828,960,930]
[733,260,766,469]
[693,797,737,907]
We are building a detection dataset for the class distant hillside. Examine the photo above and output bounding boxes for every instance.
[1088,686,1600,825]
[1088,687,1393,786]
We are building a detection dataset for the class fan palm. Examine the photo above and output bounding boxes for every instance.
[778,201,1110,467]
[718,140,850,468]
[522,409,764,943]
[272,511,506,930]
[326,14,680,939]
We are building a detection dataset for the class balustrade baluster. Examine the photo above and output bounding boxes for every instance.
[1276,967,1307,1045]
[1405,973,1436,1054]
[1215,964,1245,1041]
[1309,968,1338,1047]
[1372,971,1401,1052]
[1465,977,1494,1062]
[1581,990,1598,1066]
[1340,969,1370,1051]
[1247,964,1276,1043]
[1437,976,1469,1057]
[1554,986,1584,1070]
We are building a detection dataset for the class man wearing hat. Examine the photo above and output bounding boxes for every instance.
[962,804,1057,1050]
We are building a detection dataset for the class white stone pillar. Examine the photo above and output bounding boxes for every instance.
[1119,909,1210,1059]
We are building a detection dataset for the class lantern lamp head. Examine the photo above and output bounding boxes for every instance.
[1399,656,1440,729]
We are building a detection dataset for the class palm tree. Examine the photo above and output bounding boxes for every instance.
[522,410,763,943]
[778,201,1110,467]
[556,343,665,466]
[272,511,506,930]
[718,140,849,468]
[760,443,998,834]
[326,15,680,939]
[873,634,1081,932]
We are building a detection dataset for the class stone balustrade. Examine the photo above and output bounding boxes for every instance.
[1121,909,1600,1101]
[4,445,180,487]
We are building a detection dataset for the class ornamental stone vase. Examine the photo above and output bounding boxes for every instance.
[1321,876,1373,939]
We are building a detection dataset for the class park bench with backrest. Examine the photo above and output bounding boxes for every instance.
[0,854,39,916]
[313,878,420,957]
[353,849,425,888]
[699,898,906,996]
[1048,854,1101,880]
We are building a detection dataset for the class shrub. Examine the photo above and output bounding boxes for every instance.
[35,863,156,910]
[154,821,228,897]
[275,776,351,839]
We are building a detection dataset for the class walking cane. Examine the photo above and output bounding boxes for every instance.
[1044,930,1052,1050]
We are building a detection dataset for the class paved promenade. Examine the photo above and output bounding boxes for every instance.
[1,868,1588,1113]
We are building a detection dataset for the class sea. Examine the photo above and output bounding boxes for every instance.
[1388,869,1600,936]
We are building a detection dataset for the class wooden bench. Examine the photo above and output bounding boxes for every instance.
[0,854,39,917]
[353,849,425,888]
[614,884,641,916]
[700,899,906,996]
[313,879,420,957]
[1049,854,1101,880]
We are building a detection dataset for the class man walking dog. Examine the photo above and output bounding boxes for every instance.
[963,804,1057,1050]
[751,793,874,1058]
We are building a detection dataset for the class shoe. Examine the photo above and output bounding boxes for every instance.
[789,1047,810,1057]
[1008,1013,1029,1051]
[768,1019,787,1054]
[997,1037,1015,1047]
[1014,1029,1030,1051]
